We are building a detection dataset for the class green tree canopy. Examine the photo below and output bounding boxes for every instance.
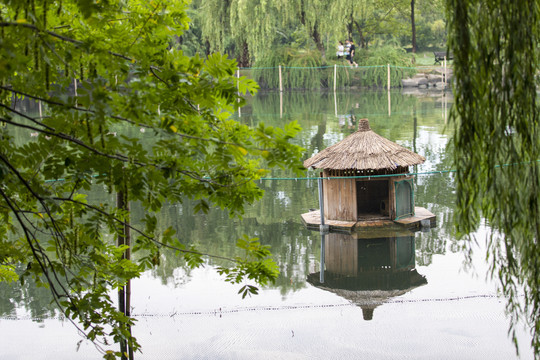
[191,0,446,66]
[0,0,304,358]
[447,0,540,357]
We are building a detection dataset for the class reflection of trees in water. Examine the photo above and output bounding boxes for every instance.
[413,137,456,266]
[5,91,457,311]
[0,266,60,318]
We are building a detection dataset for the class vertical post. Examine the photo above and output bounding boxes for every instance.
[318,177,325,227]
[318,174,328,283]
[387,64,391,116]
[117,189,134,360]
[279,65,283,93]
[333,64,337,93]
[387,87,391,116]
[237,69,241,117]
[319,233,326,284]
[280,91,283,119]
[446,92,448,124]
[116,191,127,360]
[443,56,447,88]
[38,101,42,119]
[387,64,391,90]
[334,88,338,117]
[318,176,329,234]
[236,69,240,93]
[441,92,445,122]
[413,104,418,176]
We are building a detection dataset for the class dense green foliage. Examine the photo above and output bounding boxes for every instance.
[447,0,540,357]
[179,0,445,89]
[183,0,446,69]
[0,0,304,358]
[357,44,417,87]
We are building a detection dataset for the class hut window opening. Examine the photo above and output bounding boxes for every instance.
[356,180,390,220]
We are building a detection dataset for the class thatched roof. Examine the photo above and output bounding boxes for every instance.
[304,118,425,170]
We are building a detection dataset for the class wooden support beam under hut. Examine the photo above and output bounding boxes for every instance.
[301,118,435,232]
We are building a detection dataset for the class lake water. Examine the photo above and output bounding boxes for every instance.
[0,89,534,359]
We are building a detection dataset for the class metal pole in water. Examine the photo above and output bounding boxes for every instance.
[318,177,329,232]
[318,176,328,283]
[318,177,325,226]
[320,232,325,284]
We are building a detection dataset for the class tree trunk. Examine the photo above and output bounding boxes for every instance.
[237,39,251,68]
[354,21,367,49]
[411,0,417,53]
[311,23,326,60]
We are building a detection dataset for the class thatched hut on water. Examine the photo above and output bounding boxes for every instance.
[302,118,435,231]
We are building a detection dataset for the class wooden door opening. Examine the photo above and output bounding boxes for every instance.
[356,180,389,220]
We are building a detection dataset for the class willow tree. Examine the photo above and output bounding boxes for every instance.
[229,0,281,63]
[327,0,410,49]
[201,0,333,61]
[447,0,540,357]
[196,0,281,66]
[0,0,303,359]
[328,0,369,46]
[411,0,417,53]
[277,0,332,58]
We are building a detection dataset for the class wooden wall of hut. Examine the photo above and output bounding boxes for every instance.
[325,232,358,276]
[324,232,416,277]
[323,170,357,221]
[321,171,414,222]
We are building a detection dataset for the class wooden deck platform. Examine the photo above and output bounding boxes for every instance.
[301,207,436,233]
[394,207,437,229]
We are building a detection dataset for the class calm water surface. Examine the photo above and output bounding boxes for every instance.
[0,89,534,359]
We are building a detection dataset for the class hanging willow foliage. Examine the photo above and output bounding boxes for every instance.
[447,0,540,357]
[359,44,417,87]
[285,49,324,89]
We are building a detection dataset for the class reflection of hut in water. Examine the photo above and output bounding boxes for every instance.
[302,118,436,232]
[307,231,427,320]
